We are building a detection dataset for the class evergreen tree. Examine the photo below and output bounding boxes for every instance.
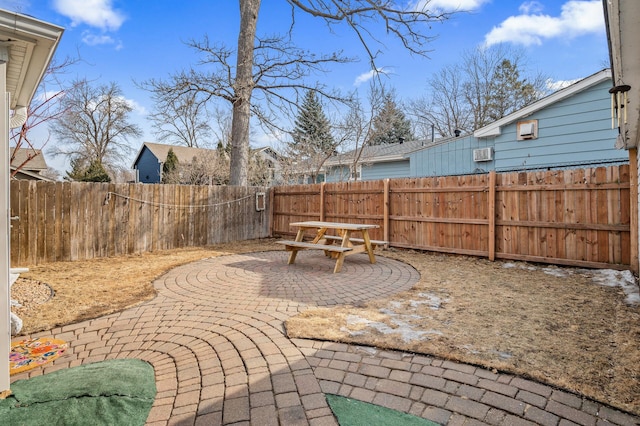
[368,94,413,145]
[162,148,179,183]
[487,59,537,122]
[66,158,111,182]
[84,160,111,182]
[291,90,335,157]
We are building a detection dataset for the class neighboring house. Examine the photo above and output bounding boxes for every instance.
[132,142,281,184]
[253,146,283,183]
[409,69,628,177]
[10,148,52,181]
[322,69,628,183]
[322,139,428,183]
[133,142,216,183]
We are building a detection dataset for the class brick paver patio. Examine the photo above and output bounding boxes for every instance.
[11,250,640,425]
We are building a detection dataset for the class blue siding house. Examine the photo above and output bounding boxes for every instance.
[132,143,215,183]
[323,139,425,183]
[322,69,628,182]
[132,142,282,184]
[409,68,628,177]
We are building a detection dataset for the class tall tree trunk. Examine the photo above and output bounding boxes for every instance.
[230,0,260,186]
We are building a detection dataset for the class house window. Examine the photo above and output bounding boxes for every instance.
[350,164,361,181]
[517,120,538,140]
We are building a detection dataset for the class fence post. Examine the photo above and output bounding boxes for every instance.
[268,187,275,237]
[320,182,325,221]
[384,179,390,245]
[630,149,638,273]
[488,171,496,261]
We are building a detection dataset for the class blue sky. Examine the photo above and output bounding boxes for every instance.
[4,0,610,173]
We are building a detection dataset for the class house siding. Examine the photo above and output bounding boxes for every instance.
[135,146,162,183]
[409,136,495,177]
[361,160,410,180]
[494,80,628,172]
[326,165,350,182]
[325,159,411,181]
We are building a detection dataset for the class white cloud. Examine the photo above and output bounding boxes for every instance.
[485,1,604,47]
[53,0,125,31]
[81,32,115,46]
[354,68,389,87]
[546,78,580,91]
[519,1,544,14]
[120,97,147,116]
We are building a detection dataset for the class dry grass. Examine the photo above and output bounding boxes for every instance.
[10,239,640,416]
[287,248,640,416]
[12,239,281,335]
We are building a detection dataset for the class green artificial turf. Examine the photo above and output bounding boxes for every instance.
[0,359,156,426]
[326,393,440,426]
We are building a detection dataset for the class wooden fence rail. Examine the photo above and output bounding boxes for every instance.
[272,165,632,270]
[10,181,270,265]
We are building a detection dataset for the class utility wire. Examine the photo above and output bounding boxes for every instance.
[104,191,254,209]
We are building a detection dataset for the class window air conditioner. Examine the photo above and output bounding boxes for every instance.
[473,147,493,162]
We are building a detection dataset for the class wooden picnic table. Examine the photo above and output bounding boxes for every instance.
[276,221,385,273]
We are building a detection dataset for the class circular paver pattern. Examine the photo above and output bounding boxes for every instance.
[155,250,420,309]
[12,250,640,426]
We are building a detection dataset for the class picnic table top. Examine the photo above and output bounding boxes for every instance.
[289,221,379,231]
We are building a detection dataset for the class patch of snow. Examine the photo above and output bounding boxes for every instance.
[542,268,569,278]
[346,315,373,327]
[589,269,640,305]
[340,327,367,336]
[344,314,441,343]
[490,350,513,360]
[410,292,445,310]
[388,301,403,310]
[502,261,639,306]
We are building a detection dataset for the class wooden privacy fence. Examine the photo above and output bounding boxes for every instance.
[10,181,270,265]
[272,165,633,270]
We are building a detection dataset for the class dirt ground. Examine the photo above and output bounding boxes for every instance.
[10,239,640,416]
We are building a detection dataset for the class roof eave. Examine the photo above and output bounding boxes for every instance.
[0,9,64,110]
[474,69,612,139]
[603,0,640,149]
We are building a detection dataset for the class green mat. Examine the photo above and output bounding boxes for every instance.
[0,359,156,426]
[326,394,440,426]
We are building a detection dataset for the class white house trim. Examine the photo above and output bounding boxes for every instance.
[474,69,612,138]
[0,9,63,396]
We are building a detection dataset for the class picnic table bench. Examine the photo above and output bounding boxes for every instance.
[277,221,383,273]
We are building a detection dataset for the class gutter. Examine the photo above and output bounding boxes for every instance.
[9,106,27,129]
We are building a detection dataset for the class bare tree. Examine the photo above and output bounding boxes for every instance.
[297,83,386,183]
[411,44,550,136]
[50,79,142,176]
[9,57,78,178]
[163,151,230,185]
[145,0,451,186]
[211,106,233,149]
[247,151,275,186]
[147,89,212,148]
[162,147,274,186]
[410,64,472,139]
